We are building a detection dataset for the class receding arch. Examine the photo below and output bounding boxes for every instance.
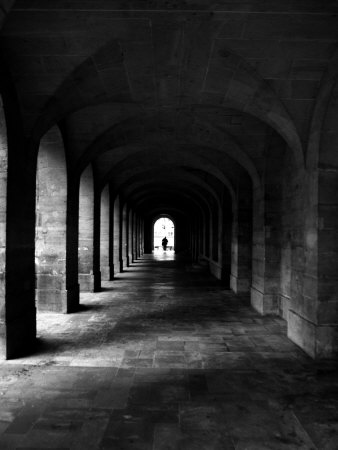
[32,41,303,170]
[76,114,261,192]
[31,39,130,140]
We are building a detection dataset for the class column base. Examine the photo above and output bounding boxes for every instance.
[221,266,231,288]
[94,270,101,292]
[36,288,68,313]
[36,274,67,312]
[101,266,110,281]
[67,284,80,312]
[230,274,250,293]
[209,261,222,280]
[79,273,94,292]
[251,286,279,315]
[279,294,291,320]
[36,284,81,313]
[288,310,338,359]
[0,308,36,360]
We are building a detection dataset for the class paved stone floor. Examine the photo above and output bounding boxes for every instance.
[0,252,337,449]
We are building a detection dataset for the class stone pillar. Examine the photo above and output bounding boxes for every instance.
[136,216,141,258]
[199,215,204,256]
[113,195,120,275]
[78,165,95,292]
[140,218,145,255]
[0,95,8,358]
[0,90,36,359]
[132,212,137,261]
[221,192,232,287]
[196,217,202,260]
[100,186,110,281]
[209,203,224,280]
[211,207,219,263]
[127,208,133,266]
[119,202,127,272]
[204,210,210,258]
[35,126,69,312]
[65,178,80,312]
[251,186,281,315]
[287,88,338,358]
[251,136,283,315]
[93,183,101,292]
[230,189,252,294]
[195,217,203,261]
[314,168,338,357]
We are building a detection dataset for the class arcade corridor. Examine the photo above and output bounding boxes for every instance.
[0,1,338,447]
[0,253,337,449]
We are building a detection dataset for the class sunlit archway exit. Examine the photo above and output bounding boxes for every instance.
[153,217,175,252]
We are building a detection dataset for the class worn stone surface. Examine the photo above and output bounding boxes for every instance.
[0,254,337,449]
[0,0,338,362]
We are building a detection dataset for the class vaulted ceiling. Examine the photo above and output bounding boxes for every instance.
[1,0,338,217]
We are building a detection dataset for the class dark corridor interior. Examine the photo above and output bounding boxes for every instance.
[0,1,338,449]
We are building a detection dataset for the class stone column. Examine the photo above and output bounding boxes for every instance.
[65,178,80,312]
[132,212,137,261]
[221,192,232,287]
[100,186,110,281]
[136,216,141,258]
[251,187,281,315]
[93,182,101,292]
[140,218,145,255]
[230,188,252,294]
[251,136,283,315]
[0,90,36,359]
[113,195,120,275]
[119,202,127,272]
[78,165,95,292]
[35,126,69,312]
[127,208,133,266]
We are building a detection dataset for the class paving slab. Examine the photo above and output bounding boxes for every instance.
[0,253,337,449]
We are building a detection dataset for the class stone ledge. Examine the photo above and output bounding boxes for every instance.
[288,309,338,358]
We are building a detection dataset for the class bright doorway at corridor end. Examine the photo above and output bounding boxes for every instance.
[153,217,175,254]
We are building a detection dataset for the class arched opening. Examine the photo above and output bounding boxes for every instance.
[153,216,175,253]
[78,165,94,292]
[35,126,68,312]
